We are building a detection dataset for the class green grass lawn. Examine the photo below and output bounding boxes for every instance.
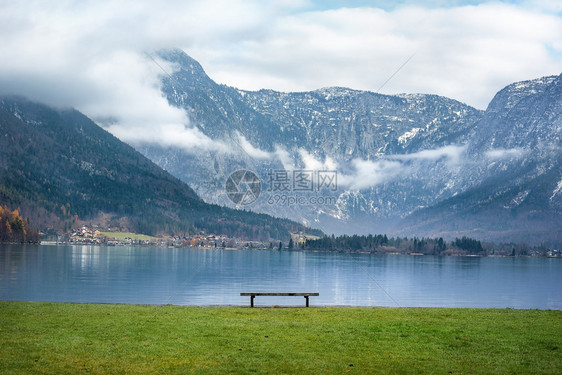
[0,302,560,374]
[100,232,158,241]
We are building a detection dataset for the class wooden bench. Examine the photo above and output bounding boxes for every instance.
[240,292,319,307]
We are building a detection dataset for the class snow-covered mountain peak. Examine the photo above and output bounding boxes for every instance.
[137,49,561,245]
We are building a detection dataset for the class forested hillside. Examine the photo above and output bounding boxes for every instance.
[0,97,318,241]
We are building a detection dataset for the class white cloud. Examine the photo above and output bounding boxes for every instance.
[0,0,560,153]
[272,145,296,171]
[485,147,527,160]
[237,133,273,159]
[298,149,338,171]
[107,122,229,153]
[197,3,561,109]
[334,144,467,190]
[81,51,228,153]
[390,144,467,165]
[338,158,403,190]
[0,0,288,152]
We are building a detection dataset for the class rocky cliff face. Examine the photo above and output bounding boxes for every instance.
[398,75,562,245]
[135,49,561,245]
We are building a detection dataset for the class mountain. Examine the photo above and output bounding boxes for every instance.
[397,76,562,245]
[138,49,484,231]
[0,96,317,241]
[131,49,560,245]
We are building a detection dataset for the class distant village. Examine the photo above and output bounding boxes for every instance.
[54,225,298,249]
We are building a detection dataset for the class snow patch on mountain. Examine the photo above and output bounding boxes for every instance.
[398,128,422,144]
[506,190,530,208]
[551,179,562,201]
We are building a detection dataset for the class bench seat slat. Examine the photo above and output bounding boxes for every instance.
[240,292,319,296]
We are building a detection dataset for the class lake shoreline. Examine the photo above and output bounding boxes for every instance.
[2,299,561,310]
[29,241,561,258]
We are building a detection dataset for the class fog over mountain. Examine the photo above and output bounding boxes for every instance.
[119,49,561,246]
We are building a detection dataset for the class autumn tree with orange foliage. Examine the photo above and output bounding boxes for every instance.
[0,205,39,243]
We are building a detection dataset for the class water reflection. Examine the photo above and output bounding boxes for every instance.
[0,244,560,309]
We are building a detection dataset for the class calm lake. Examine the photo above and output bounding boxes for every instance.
[0,244,560,309]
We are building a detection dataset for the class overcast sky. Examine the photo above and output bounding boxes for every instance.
[1,0,561,146]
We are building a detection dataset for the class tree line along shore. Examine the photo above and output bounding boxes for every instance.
[0,207,558,257]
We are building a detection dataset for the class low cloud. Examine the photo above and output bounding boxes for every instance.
[272,145,296,171]
[234,135,300,170]
[338,159,404,190]
[298,149,337,171]
[275,144,468,191]
[108,122,229,153]
[485,147,528,160]
[390,144,467,165]
[237,133,273,159]
[85,52,229,153]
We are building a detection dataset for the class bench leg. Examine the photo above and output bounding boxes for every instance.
[305,296,309,307]
[250,295,255,308]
